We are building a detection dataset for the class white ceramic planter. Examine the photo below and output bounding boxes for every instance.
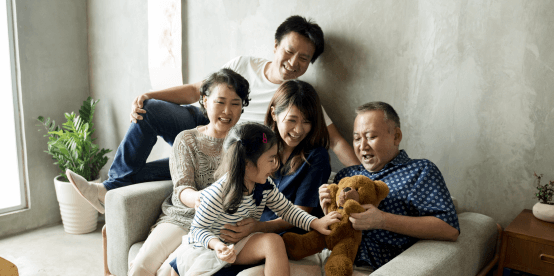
[54,175,100,234]
[532,202,554,223]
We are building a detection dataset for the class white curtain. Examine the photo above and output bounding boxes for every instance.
[148,0,182,90]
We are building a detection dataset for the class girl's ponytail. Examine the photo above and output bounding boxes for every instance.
[218,140,247,214]
[215,123,277,214]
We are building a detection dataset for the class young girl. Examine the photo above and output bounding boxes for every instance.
[169,123,341,276]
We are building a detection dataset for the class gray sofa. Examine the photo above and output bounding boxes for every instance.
[103,180,501,276]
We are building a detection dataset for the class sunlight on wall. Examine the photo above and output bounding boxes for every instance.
[0,0,22,211]
[146,0,183,163]
[148,0,182,90]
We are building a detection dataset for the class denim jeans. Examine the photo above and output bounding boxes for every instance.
[103,99,209,190]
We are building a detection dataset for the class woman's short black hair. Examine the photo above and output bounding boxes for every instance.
[274,15,324,64]
[198,68,250,117]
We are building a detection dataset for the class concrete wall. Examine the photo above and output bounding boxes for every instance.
[182,0,554,227]
[87,0,154,167]
[87,0,171,169]
[0,0,89,238]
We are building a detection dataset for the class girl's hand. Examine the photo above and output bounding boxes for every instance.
[220,218,258,243]
[215,243,236,263]
[310,211,342,235]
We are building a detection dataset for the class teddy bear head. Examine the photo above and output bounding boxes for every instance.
[334,175,389,209]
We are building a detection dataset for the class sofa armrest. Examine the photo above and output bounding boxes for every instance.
[370,212,498,276]
[105,180,173,276]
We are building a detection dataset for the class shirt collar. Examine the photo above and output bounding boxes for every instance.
[389,149,410,165]
[365,149,410,174]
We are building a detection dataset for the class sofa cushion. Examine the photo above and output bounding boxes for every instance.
[370,212,498,276]
[107,180,173,276]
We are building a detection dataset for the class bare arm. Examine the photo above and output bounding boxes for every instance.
[145,81,203,104]
[130,81,203,123]
[179,188,201,209]
[255,206,313,233]
[327,124,361,167]
[219,206,312,243]
[349,204,459,241]
[381,212,459,241]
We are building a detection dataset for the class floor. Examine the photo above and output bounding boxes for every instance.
[0,221,104,276]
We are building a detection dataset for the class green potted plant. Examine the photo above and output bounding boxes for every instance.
[532,172,554,222]
[37,97,112,234]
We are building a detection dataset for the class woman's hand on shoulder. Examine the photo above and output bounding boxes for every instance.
[310,211,342,235]
[220,218,258,243]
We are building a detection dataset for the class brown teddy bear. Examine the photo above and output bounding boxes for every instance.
[283,175,389,276]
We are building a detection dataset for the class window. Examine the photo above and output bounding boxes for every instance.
[0,0,26,213]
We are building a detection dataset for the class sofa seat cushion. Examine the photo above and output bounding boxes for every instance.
[128,211,497,276]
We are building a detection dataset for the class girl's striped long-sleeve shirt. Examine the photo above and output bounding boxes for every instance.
[189,175,317,249]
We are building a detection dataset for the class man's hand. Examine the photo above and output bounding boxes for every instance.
[349,204,386,231]
[220,218,258,243]
[310,211,342,235]
[214,243,236,263]
[130,94,150,123]
[319,184,332,215]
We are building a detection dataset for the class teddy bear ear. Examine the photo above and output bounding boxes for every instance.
[374,180,390,201]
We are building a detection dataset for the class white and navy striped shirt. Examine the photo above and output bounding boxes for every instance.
[189,175,317,249]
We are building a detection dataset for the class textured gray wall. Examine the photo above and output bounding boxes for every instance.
[0,0,89,238]
[87,0,153,169]
[88,0,174,170]
[182,0,554,227]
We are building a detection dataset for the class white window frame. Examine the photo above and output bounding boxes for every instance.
[0,0,27,214]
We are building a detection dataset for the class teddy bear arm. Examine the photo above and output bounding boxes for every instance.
[343,199,366,215]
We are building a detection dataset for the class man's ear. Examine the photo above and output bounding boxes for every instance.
[274,39,279,53]
[394,127,402,147]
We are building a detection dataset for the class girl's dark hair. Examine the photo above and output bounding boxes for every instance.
[264,80,329,175]
[214,123,278,214]
[275,15,324,63]
[198,68,251,117]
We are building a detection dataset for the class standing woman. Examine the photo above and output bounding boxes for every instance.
[219,79,331,242]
